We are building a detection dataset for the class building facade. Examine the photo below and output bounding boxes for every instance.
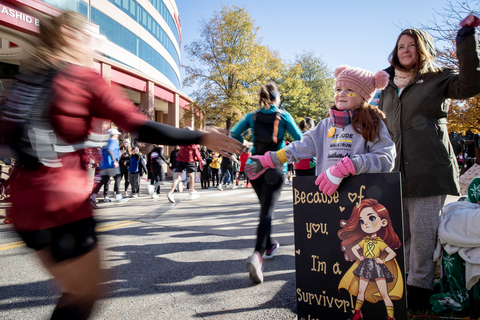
[0,0,197,144]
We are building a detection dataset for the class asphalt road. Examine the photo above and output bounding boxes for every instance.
[0,180,298,320]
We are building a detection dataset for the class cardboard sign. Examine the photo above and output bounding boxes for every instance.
[293,173,407,320]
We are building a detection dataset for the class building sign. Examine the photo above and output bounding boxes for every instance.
[0,2,39,34]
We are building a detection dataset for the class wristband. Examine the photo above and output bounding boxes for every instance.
[276,149,288,164]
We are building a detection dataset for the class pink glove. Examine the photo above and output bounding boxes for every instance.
[315,157,356,196]
[245,151,276,180]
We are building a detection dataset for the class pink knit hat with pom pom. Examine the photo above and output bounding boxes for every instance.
[334,65,389,102]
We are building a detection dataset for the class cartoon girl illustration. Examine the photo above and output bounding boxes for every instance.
[338,199,403,320]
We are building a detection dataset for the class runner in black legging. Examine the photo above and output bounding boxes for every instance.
[119,139,131,196]
[148,145,170,198]
[230,82,302,283]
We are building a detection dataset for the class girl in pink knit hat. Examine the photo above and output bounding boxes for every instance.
[246,65,396,198]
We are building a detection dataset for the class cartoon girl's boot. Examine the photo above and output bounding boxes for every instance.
[386,317,395,320]
[348,310,363,320]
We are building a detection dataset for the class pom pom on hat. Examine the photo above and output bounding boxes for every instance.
[374,70,389,90]
[334,66,390,102]
[334,65,351,78]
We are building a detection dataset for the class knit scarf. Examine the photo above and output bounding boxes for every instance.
[394,68,415,89]
[329,107,358,128]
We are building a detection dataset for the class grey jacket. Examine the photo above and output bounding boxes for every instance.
[284,118,395,175]
[378,29,480,197]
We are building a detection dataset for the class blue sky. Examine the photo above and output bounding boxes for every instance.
[175,0,458,95]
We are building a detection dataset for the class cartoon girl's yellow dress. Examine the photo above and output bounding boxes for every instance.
[338,236,404,303]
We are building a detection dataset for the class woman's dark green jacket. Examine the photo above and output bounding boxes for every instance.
[378,29,480,197]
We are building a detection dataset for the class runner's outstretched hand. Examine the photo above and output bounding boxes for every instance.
[199,128,243,158]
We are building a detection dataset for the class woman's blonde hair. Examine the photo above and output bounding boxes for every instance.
[25,10,87,68]
[389,29,440,75]
[258,82,279,110]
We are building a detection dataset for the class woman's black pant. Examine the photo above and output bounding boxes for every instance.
[92,174,122,196]
[211,168,219,186]
[120,168,129,191]
[250,167,285,255]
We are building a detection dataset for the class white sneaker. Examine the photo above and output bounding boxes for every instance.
[217,184,223,191]
[189,191,199,200]
[123,191,128,197]
[132,193,139,198]
[147,185,154,196]
[246,251,263,283]
[167,191,175,203]
[232,185,238,189]
[151,193,159,199]
[116,196,129,203]
[104,196,112,203]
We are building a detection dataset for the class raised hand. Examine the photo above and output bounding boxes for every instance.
[199,127,243,159]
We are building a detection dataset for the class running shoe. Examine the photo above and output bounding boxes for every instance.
[132,193,139,198]
[89,200,99,209]
[147,185,154,196]
[167,191,175,203]
[116,197,129,204]
[246,251,263,283]
[115,197,130,203]
[104,196,112,203]
[264,240,280,259]
[151,193,159,199]
[3,217,12,224]
[217,184,223,191]
[189,191,199,200]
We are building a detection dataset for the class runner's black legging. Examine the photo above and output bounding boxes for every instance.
[151,169,163,194]
[250,167,285,255]
[92,174,122,196]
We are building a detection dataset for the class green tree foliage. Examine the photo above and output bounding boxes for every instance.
[292,52,335,122]
[183,5,282,129]
[277,62,312,121]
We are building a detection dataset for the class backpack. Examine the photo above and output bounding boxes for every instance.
[0,68,76,170]
[253,110,282,155]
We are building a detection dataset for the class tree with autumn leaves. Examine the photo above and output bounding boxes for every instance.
[421,0,480,134]
[183,5,334,130]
